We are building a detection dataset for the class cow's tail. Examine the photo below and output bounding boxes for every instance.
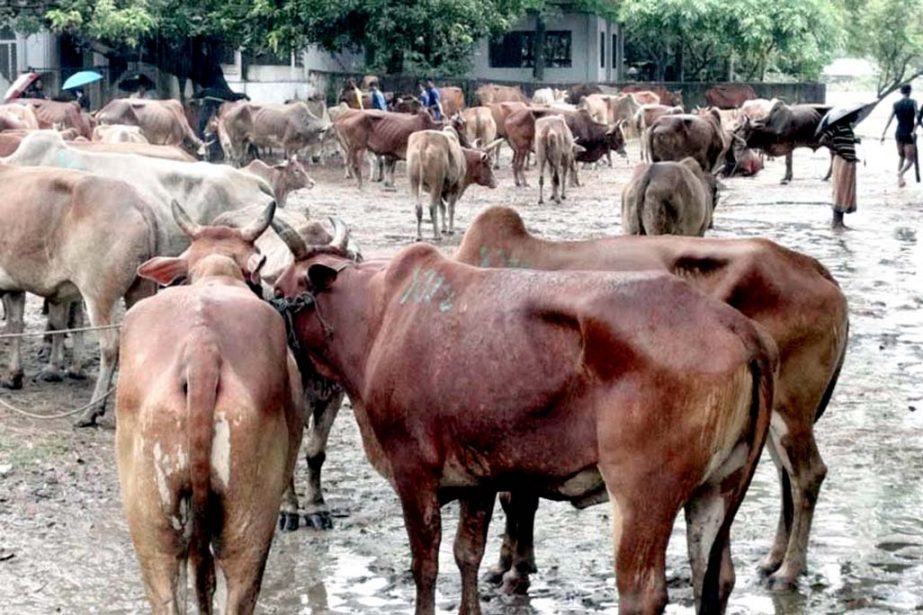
[185,341,221,612]
[633,164,655,235]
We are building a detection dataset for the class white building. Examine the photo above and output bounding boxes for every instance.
[0,27,62,91]
[470,10,624,84]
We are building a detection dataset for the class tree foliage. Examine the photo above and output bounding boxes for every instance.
[619,0,842,82]
[845,0,923,97]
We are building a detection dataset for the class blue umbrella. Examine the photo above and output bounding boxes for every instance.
[62,70,103,90]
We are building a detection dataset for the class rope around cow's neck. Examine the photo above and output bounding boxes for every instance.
[0,387,115,420]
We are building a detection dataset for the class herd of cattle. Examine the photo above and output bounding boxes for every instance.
[0,81,849,614]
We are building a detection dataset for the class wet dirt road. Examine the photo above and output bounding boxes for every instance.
[1,90,922,613]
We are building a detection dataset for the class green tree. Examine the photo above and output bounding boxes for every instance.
[619,0,842,82]
[847,0,923,97]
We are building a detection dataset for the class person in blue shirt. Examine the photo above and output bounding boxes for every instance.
[370,83,387,111]
[424,79,444,120]
[418,83,430,110]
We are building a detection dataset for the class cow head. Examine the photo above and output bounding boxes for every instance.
[276,154,315,192]
[606,120,628,157]
[272,217,355,297]
[138,200,275,289]
[670,90,684,109]
[463,148,498,189]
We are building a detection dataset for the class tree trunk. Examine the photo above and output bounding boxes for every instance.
[533,12,546,82]
[675,37,684,81]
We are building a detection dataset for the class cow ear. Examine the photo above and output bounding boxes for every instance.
[307,263,340,291]
[138,257,188,285]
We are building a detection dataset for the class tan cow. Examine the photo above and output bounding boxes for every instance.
[0,165,159,425]
[634,104,684,161]
[73,140,196,161]
[622,158,718,236]
[648,110,731,173]
[534,115,582,204]
[16,99,92,137]
[460,106,499,158]
[92,124,149,144]
[407,129,499,239]
[243,156,314,207]
[95,98,203,155]
[531,88,567,106]
[439,86,465,117]
[217,101,330,166]
[580,94,642,140]
[0,103,39,129]
[476,83,528,106]
[117,201,303,614]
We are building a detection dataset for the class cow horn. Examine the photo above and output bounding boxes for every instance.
[240,200,277,242]
[271,215,310,260]
[171,200,202,238]
[328,217,350,251]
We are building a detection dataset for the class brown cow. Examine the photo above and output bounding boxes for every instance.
[621,84,683,107]
[16,98,92,138]
[634,104,684,161]
[95,98,202,155]
[734,101,831,183]
[705,84,759,109]
[489,101,528,168]
[622,158,718,236]
[504,107,538,187]
[118,201,303,613]
[407,129,498,239]
[439,86,466,117]
[0,166,160,426]
[270,224,775,615]
[648,110,731,173]
[534,116,582,205]
[243,156,314,207]
[476,83,528,106]
[455,205,848,593]
[216,101,330,166]
[335,109,442,188]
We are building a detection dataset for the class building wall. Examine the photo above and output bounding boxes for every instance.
[470,12,612,83]
[222,46,363,103]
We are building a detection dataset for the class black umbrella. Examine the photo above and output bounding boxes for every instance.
[815,101,877,136]
[118,73,155,92]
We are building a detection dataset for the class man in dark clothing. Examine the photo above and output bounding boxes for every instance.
[424,79,444,120]
[881,84,920,187]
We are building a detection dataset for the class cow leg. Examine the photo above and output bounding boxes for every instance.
[302,389,343,530]
[685,482,735,612]
[429,193,441,240]
[1,291,25,389]
[279,478,300,532]
[446,194,460,236]
[454,491,495,615]
[497,491,539,595]
[781,152,793,184]
[764,420,827,589]
[66,300,88,380]
[439,198,448,237]
[36,300,70,382]
[560,162,568,201]
[758,444,792,576]
[75,299,120,427]
[570,159,581,187]
[351,148,365,189]
[396,478,441,615]
[537,157,545,204]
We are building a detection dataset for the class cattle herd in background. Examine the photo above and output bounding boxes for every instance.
[0,79,848,614]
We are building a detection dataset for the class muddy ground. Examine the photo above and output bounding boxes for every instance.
[1,89,922,614]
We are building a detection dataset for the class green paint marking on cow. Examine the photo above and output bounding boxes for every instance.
[55,150,81,170]
[479,246,492,267]
[399,267,455,312]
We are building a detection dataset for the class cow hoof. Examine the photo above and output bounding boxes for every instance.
[37,345,51,362]
[501,569,531,595]
[1,372,23,390]
[74,412,99,428]
[483,565,508,586]
[764,570,799,592]
[278,512,300,532]
[304,511,333,530]
[757,555,784,577]
[67,368,87,381]
[34,368,63,383]
[780,178,791,185]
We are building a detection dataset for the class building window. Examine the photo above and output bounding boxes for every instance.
[612,33,618,70]
[243,49,303,67]
[600,31,606,69]
[0,27,17,83]
[489,31,571,68]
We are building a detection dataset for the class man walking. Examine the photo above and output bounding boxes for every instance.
[881,84,920,187]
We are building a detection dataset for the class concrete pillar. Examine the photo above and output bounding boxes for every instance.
[615,23,625,82]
